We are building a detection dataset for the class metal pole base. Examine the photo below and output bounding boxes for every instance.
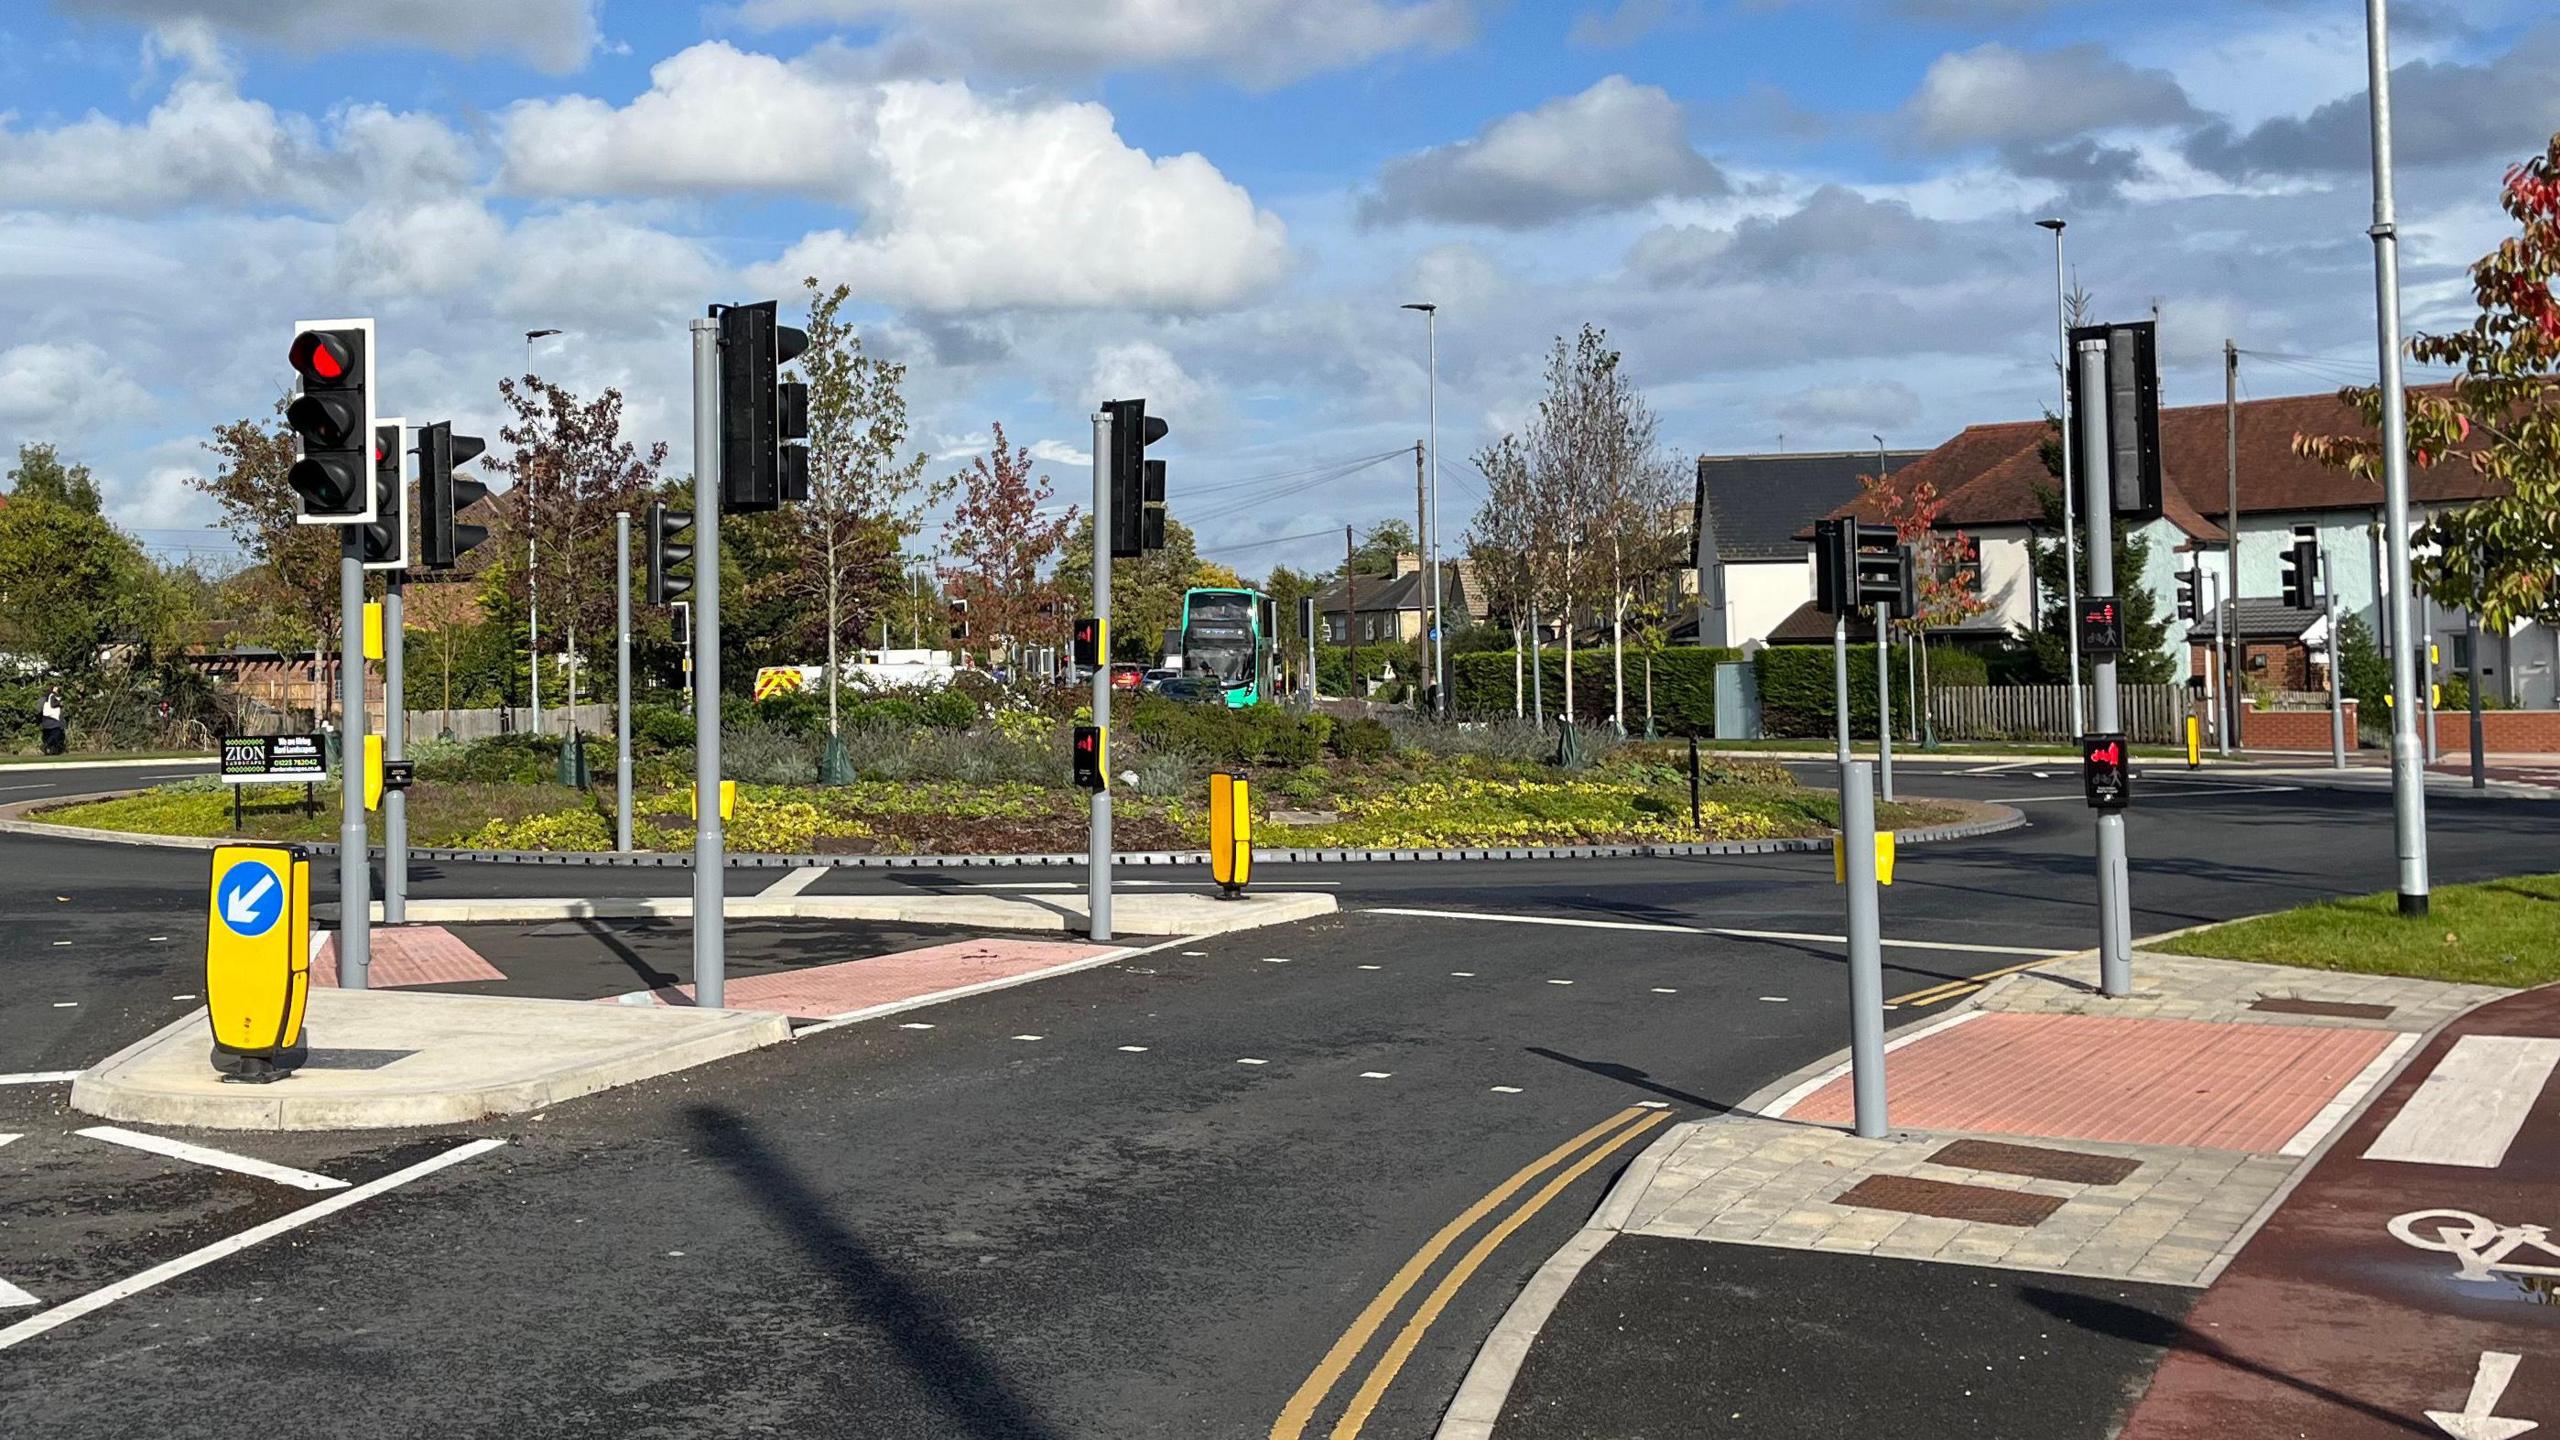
[2398,893,2430,917]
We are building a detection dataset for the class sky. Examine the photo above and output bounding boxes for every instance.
[2,0,2555,581]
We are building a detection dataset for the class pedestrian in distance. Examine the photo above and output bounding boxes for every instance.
[38,686,67,755]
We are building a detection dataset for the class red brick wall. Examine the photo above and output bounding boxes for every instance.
[2432,708,2560,755]
[2240,700,2357,752]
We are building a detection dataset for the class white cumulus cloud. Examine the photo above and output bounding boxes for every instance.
[0,341,155,437]
[1362,76,1726,228]
[1900,42,2200,151]
[59,0,602,73]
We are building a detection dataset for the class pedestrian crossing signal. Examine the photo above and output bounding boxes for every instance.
[1072,725,1107,792]
[2081,732,2130,811]
[1073,616,1105,669]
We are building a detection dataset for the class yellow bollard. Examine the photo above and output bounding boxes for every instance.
[1211,772,1253,897]
[204,843,311,1081]
[2185,715,2202,769]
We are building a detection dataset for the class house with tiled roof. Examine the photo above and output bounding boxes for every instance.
[1775,386,2553,706]
[1684,449,1922,648]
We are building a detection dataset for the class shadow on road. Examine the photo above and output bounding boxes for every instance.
[684,1103,1067,1440]
[2019,1288,2426,1435]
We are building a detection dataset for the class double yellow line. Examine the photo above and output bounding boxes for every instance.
[1271,1104,1674,1440]
[1889,955,2053,1008]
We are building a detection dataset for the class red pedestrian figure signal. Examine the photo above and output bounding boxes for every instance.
[1072,725,1108,793]
[2081,731,2130,811]
[2076,594,2124,656]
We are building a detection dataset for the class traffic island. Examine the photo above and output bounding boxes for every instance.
[71,987,790,1131]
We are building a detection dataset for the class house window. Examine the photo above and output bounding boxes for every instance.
[1328,616,1350,644]
[1931,535,1984,596]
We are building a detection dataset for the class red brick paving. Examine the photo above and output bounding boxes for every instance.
[312,925,506,989]
[628,938,1120,1019]
[1789,1013,2397,1152]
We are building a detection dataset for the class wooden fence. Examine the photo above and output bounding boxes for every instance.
[1927,684,2186,744]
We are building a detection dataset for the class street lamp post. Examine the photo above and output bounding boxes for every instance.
[2034,220,2086,736]
[522,328,562,734]
[1402,302,1444,719]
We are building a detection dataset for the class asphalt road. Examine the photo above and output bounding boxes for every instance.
[1,759,2555,1438]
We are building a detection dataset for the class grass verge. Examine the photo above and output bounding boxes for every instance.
[2153,872,2560,986]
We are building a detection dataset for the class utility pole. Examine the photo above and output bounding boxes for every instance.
[2324,540,2347,769]
[2225,340,2242,754]
[615,510,634,852]
[688,316,725,1007]
[1403,301,1444,720]
[2037,218,2086,735]
[2077,335,2134,996]
[337,530,370,989]
[1089,410,1116,942]
[1345,525,1358,702]
[2365,0,2432,914]
[383,570,406,925]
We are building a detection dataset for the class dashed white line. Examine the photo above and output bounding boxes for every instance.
[171,993,197,1001]
[1636,1101,1671,1109]
[1759,996,1790,1003]
[148,936,168,943]
[1450,971,1475,977]
[1237,1058,1268,1066]
[1359,1071,1393,1080]
[758,866,832,899]
[1358,964,1383,970]
[50,1001,75,1007]
[49,943,71,949]
[1651,987,1679,994]
[1259,957,1293,964]
[74,1126,350,1192]
[1011,1034,1043,1042]
[1118,1045,1150,1053]
[1490,1086,1523,1094]
[1546,979,1574,986]
[1367,906,1696,934]
[896,1022,935,1031]
[0,1137,506,1351]
[1181,951,1207,957]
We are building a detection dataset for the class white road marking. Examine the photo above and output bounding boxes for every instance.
[51,1000,75,1006]
[1490,1086,1523,1094]
[1546,979,1574,986]
[1706,926,2068,958]
[2363,1035,2560,1168]
[2427,1350,2532,1440]
[1651,987,1679,994]
[1759,996,1789,1003]
[1181,951,1207,957]
[896,1022,935,1031]
[1360,1071,1393,1080]
[148,937,168,943]
[1358,964,1383,970]
[1011,1034,1043,1041]
[1259,957,1293,964]
[759,866,832,899]
[0,1072,80,1086]
[0,1139,505,1349]
[50,943,71,949]
[171,993,196,1000]
[0,783,51,793]
[75,1126,350,1192]
[2276,1032,2419,1158]
[1451,971,1475,977]
[955,880,1341,890]
[1760,1011,1990,1119]
[0,1278,36,1309]
[1368,906,1695,934]
[1237,1058,1268,1066]
[1369,906,2067,958]
[0,1134,17,1148]
[1636,1101,1670,1109]
[1118,1045,1149,1053]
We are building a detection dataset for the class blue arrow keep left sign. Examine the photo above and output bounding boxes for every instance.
[216,860,286,939]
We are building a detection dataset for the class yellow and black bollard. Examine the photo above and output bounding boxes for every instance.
[1210,771,1253,900]
[204,843,311,1083]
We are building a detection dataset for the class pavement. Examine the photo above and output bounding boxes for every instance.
[1457,942,2548,1440]
[1,755,2557,1437]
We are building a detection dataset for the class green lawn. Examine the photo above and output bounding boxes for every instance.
[2155,873,2560,986]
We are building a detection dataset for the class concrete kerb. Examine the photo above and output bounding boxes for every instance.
[0,798,2027,867]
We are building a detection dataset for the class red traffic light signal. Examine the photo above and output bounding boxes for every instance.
[1072,725,1108,792]
[2080,731,2130,811]
[286,319,375,524]
[1072,616,1105,669]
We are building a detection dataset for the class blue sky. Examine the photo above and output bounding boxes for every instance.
[2,0,2555,579]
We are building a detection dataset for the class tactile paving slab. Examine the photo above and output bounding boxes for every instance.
[1928,1138,2143,1186]
[1831,1174,2065,1227]
[313,926,506,989]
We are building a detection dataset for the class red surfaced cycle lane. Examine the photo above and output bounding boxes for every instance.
[2120,983,2560,1440]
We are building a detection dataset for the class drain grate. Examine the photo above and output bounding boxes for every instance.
[1832,1174,2065,1227]
[2250,997,2397,1021]
[1930,1138,2141,1186]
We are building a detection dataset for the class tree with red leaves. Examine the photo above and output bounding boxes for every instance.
[1858,467,1998,726]
[2299,131,2560,630]
[939,423,1076,668]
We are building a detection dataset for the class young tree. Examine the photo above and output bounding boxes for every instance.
[189,412,342,656]
[2298,130,2560,631]
[1858,467,1998,722]
[487,376,665,727]
[6,443,102,513]
[768,278,935,733]
[1467,433,1539,715]
[938,423,1076,669]
[1520,326,1628,725]
[0,494,165,677]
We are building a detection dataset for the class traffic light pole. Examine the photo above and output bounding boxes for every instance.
[1875,599,1894,803]
[337,532,371,990]
[1831,614,1851,767]
[689,317,725,1007]
[383,572,406,925]
[616,510,634,853]
[2366,0,2431,914]
[2324,547,2347,770]
[1841,760,1888,1139]
[2076,336,2132,997]
[1089,409,1114,943]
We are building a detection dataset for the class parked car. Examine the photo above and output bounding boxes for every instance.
[1109,663,1147,692]
[1142,667,1179,691]
[1155,676,1222,704]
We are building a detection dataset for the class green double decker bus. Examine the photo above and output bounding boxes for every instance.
[1177,587,1276,707]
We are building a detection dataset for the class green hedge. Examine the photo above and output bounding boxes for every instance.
[1755,644,1921,738]
[1121,694,1335,765]
[1451,646,1740,734]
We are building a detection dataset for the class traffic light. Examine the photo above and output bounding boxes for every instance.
[1072,725,1107,792]
[716,300,810,514]
[2174,565,2199,623]
[417,422,490,571]
[2066,320,2163,521]
[2077,595,2124,656]
[2280,529,2319,609]
[950,597,970,641]
[648,501,694,605]
[286,319,375,524]
[360,419,407,569]
[1072,616,1105,670]
[1104,397,1169,558]
[1815,519,1910,615]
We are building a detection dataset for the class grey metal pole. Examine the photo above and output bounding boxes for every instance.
[2325,548,2347,769]
[1840,761,1887,1139]
[1876,599,1895,803]
[383,573,406,926]
[2225,339,2243,755]
[1427,310,1445,720]
[689,317,725,1007]
[1832,613,1851,767]
[2366,0,2431,914]
[1905,631,1919,744]
[337,533,370,990]
[1089,409,1114,942]
[2077,336,2132,997]
[2044,220,2086,736]
[2211,572,2232,756]
[2420,588,2439,763]
[528,507,540,737]
[2466,609,2487,790]
[616,510,634,853]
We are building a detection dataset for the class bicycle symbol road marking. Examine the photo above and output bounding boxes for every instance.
[2389,1208,2560,1284]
